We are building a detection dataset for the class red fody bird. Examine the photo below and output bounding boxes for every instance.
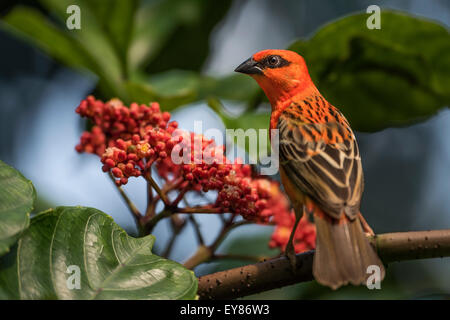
[235,49,385,289]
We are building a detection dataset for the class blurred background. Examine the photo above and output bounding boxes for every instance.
[0,0,449,299]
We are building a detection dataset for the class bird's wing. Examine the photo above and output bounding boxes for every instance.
[277,111,364,219]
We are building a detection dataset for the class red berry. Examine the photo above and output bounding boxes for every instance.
[112,168,123,178]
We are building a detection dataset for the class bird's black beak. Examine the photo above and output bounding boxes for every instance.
[234,57,262,75]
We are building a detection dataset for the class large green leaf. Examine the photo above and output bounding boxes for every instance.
[129,0,186,72]
[1,0,234,107]
[37,0,126,98]
[2,1,128,99]
[0,7,96,72]
[289,11,450,132]
[83,0,138,65]
[199,74,260,102]
[0,207,197,299]
[142,0,233,73]
[126,70,199,111]
[0,161,34,257]
[126,71,260,111]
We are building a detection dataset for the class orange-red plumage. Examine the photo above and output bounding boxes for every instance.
[235,49,385,289]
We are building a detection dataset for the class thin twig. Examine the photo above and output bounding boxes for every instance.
[211,219,252,251]
[145,180,155,218]
[189,215,205,245]
[182,198,206,246]
[108,172,141,220]
[171,186,190,208]
[145,171,170,206]
[218,213,227,224]
[144,208,172,234]
[183,219,254,269]
[162,232,178,258]
[162,177,184,194]
[162,215,187,258]
[183,245,212,270]
[176,206,222,214]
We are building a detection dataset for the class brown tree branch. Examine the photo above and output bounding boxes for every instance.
[197,229,450,300]
[176,206,222,214]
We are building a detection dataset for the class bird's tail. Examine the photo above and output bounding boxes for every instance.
[313,208,385,290]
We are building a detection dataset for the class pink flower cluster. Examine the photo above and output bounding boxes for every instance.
[75,97,315,253]
[75,96,179,185]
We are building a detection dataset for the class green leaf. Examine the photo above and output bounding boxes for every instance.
[37,0,126,98]
[0,7,96,71]
[0,207,197,300]
[289,11,450,132]
[129,0,184,72]
[2,2,128,100]
[199,74,260,102]
[80,0,138,73]
[0,161,34,257]
[143,0,233,73]
[125,81,159,105]
[126,70,199,111]
[127,71,260,111]
[207,99,271,161]
[148,70,200,108]
[1,0,234,106]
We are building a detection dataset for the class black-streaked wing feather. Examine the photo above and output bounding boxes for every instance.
[278,113,364,219]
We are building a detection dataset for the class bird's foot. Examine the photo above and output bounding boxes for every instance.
[364,230,374,238]
[358,213,375,237]
[284,241,297,274]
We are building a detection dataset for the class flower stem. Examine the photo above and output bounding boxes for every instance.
[162,215,187,258]
[189,215,205,245]
[172,187,189,208]
[108,172,143,235]
[145,171,170,206]
[145,181,155,218]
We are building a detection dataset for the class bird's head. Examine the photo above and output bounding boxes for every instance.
[234,49,314,107]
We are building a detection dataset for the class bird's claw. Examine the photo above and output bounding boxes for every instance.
[285,241,297,274]
[358,213,375,237]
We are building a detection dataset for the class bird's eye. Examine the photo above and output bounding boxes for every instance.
[268,55,280,66]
